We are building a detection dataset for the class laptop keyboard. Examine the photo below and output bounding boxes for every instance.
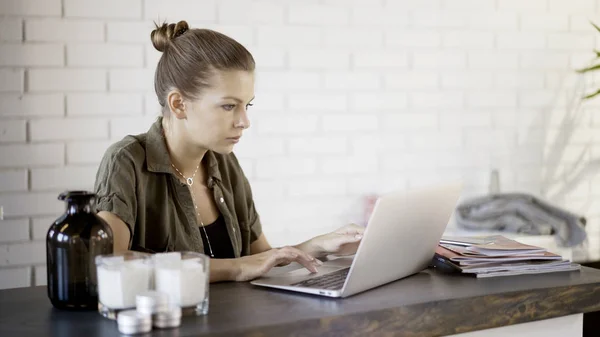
[290,268,350,290]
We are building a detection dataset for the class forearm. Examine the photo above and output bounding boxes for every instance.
[209,258,239,283]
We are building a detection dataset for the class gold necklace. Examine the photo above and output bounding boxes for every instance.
[171,162,215,258]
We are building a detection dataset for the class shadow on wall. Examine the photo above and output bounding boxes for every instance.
[520,70,600,214]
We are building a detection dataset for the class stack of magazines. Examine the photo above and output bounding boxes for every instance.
[432,235,581,278]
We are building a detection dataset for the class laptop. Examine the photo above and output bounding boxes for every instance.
[250,183,462,298]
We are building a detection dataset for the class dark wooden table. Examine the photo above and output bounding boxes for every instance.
[1,267,600,337]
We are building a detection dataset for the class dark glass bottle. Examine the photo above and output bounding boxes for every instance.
[46,191,114,310]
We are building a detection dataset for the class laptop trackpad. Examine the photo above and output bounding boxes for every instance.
[273,257,352,283]
[322,256,353,268]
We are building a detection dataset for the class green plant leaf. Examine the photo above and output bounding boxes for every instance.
[591,21,600,33]
[594,50,600,58]
[576,63,600,73]
[583,88,600,100]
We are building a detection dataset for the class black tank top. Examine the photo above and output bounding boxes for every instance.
[199,214,235,259]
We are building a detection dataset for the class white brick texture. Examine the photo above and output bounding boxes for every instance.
[0,144,64,168]
[66,141,112,164]
[0,69,23,92]
[32,216,57,240]
[30,166,97,191]
[144,0,216,22]
[218,0,285,24]
[0,18,23,41]
[29,69,106,92]
[0,44,63,66]
[30,119,108,141]
[325,72,381,90]
[548,0,595,14]
[107,22,151,43]
[7,241,45,265]
[496,33,546,49]
[0,94,64,117]
[26,19,104,42]
[64,0,142,19]
[289,50,350,70]
[255,157,317,179]
[288,94,347,111]
[0,169,28,192]
[0,219,29,243]
[0,120,27,142]
[354,51,409,69]
[384,71,436,89]
[288,136,348,155]
[498,0,547,11]
[351,6,409,26]
[257,26,322,47]
[109,69,154,92]
[411,92,464,108]
[521,15,569,31]
[0,0,61,16]
[0,267,31,290]
[288,4,350,26]
[67,44,144,67]
[0,192,63,217]
[414,51,466,69]
[67,94,143,116]
[35,265,47,286]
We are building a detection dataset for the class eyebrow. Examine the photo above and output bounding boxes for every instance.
[221,96,255,103]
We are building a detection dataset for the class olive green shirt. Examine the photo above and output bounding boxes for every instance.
[93,117,262,257]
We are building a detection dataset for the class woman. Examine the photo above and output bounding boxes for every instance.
[94,20,364,283]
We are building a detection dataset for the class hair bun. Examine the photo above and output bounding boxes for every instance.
[151,20,190,53]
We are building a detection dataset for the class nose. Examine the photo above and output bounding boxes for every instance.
[235,108,250,129]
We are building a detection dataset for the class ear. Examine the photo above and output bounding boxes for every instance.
[167,90,187,120]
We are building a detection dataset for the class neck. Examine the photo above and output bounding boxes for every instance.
[162,117,207,178]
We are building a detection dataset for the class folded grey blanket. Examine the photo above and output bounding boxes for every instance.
[455,193,587,247]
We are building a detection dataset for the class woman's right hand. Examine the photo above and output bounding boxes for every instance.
[233,246,322,282]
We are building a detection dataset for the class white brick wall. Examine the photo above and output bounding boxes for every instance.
[0,69,23,92]
[26,19,105,42]
[29,118,109,141]
[30,166,97,191]
[0,267,31,290]
[0,18,23,41]
[29,69,106,92]
[0,120,27,142]
[0,94,64,116]
[1,0,600,289]
[1,0,61,16]
[0,170,28,192]
[0,44,63,66]
[65,0,142,19]
[67,44,144,67]
[0,219,29,243]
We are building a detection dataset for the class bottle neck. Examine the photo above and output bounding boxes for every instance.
[66,201,93,215]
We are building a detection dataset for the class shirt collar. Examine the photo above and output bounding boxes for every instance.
[145,117,222,183]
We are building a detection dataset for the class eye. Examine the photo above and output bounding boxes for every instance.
[222,104,235,111]
[246,103,253,109]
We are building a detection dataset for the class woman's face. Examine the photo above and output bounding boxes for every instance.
[179,70,255,154]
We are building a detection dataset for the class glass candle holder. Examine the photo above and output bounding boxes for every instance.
[153,252,210,315]
[95,251,153,319]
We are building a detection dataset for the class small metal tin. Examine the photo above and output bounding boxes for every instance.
[153,306,182,329]
[136,291,169,315]
[117,310,152,335]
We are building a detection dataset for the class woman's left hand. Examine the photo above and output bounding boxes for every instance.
[304,223,365,257]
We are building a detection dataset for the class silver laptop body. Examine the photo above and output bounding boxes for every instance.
[250,183,462,298]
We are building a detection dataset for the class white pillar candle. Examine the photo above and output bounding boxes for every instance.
[96,256,153,310]
[153,252,209,309]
